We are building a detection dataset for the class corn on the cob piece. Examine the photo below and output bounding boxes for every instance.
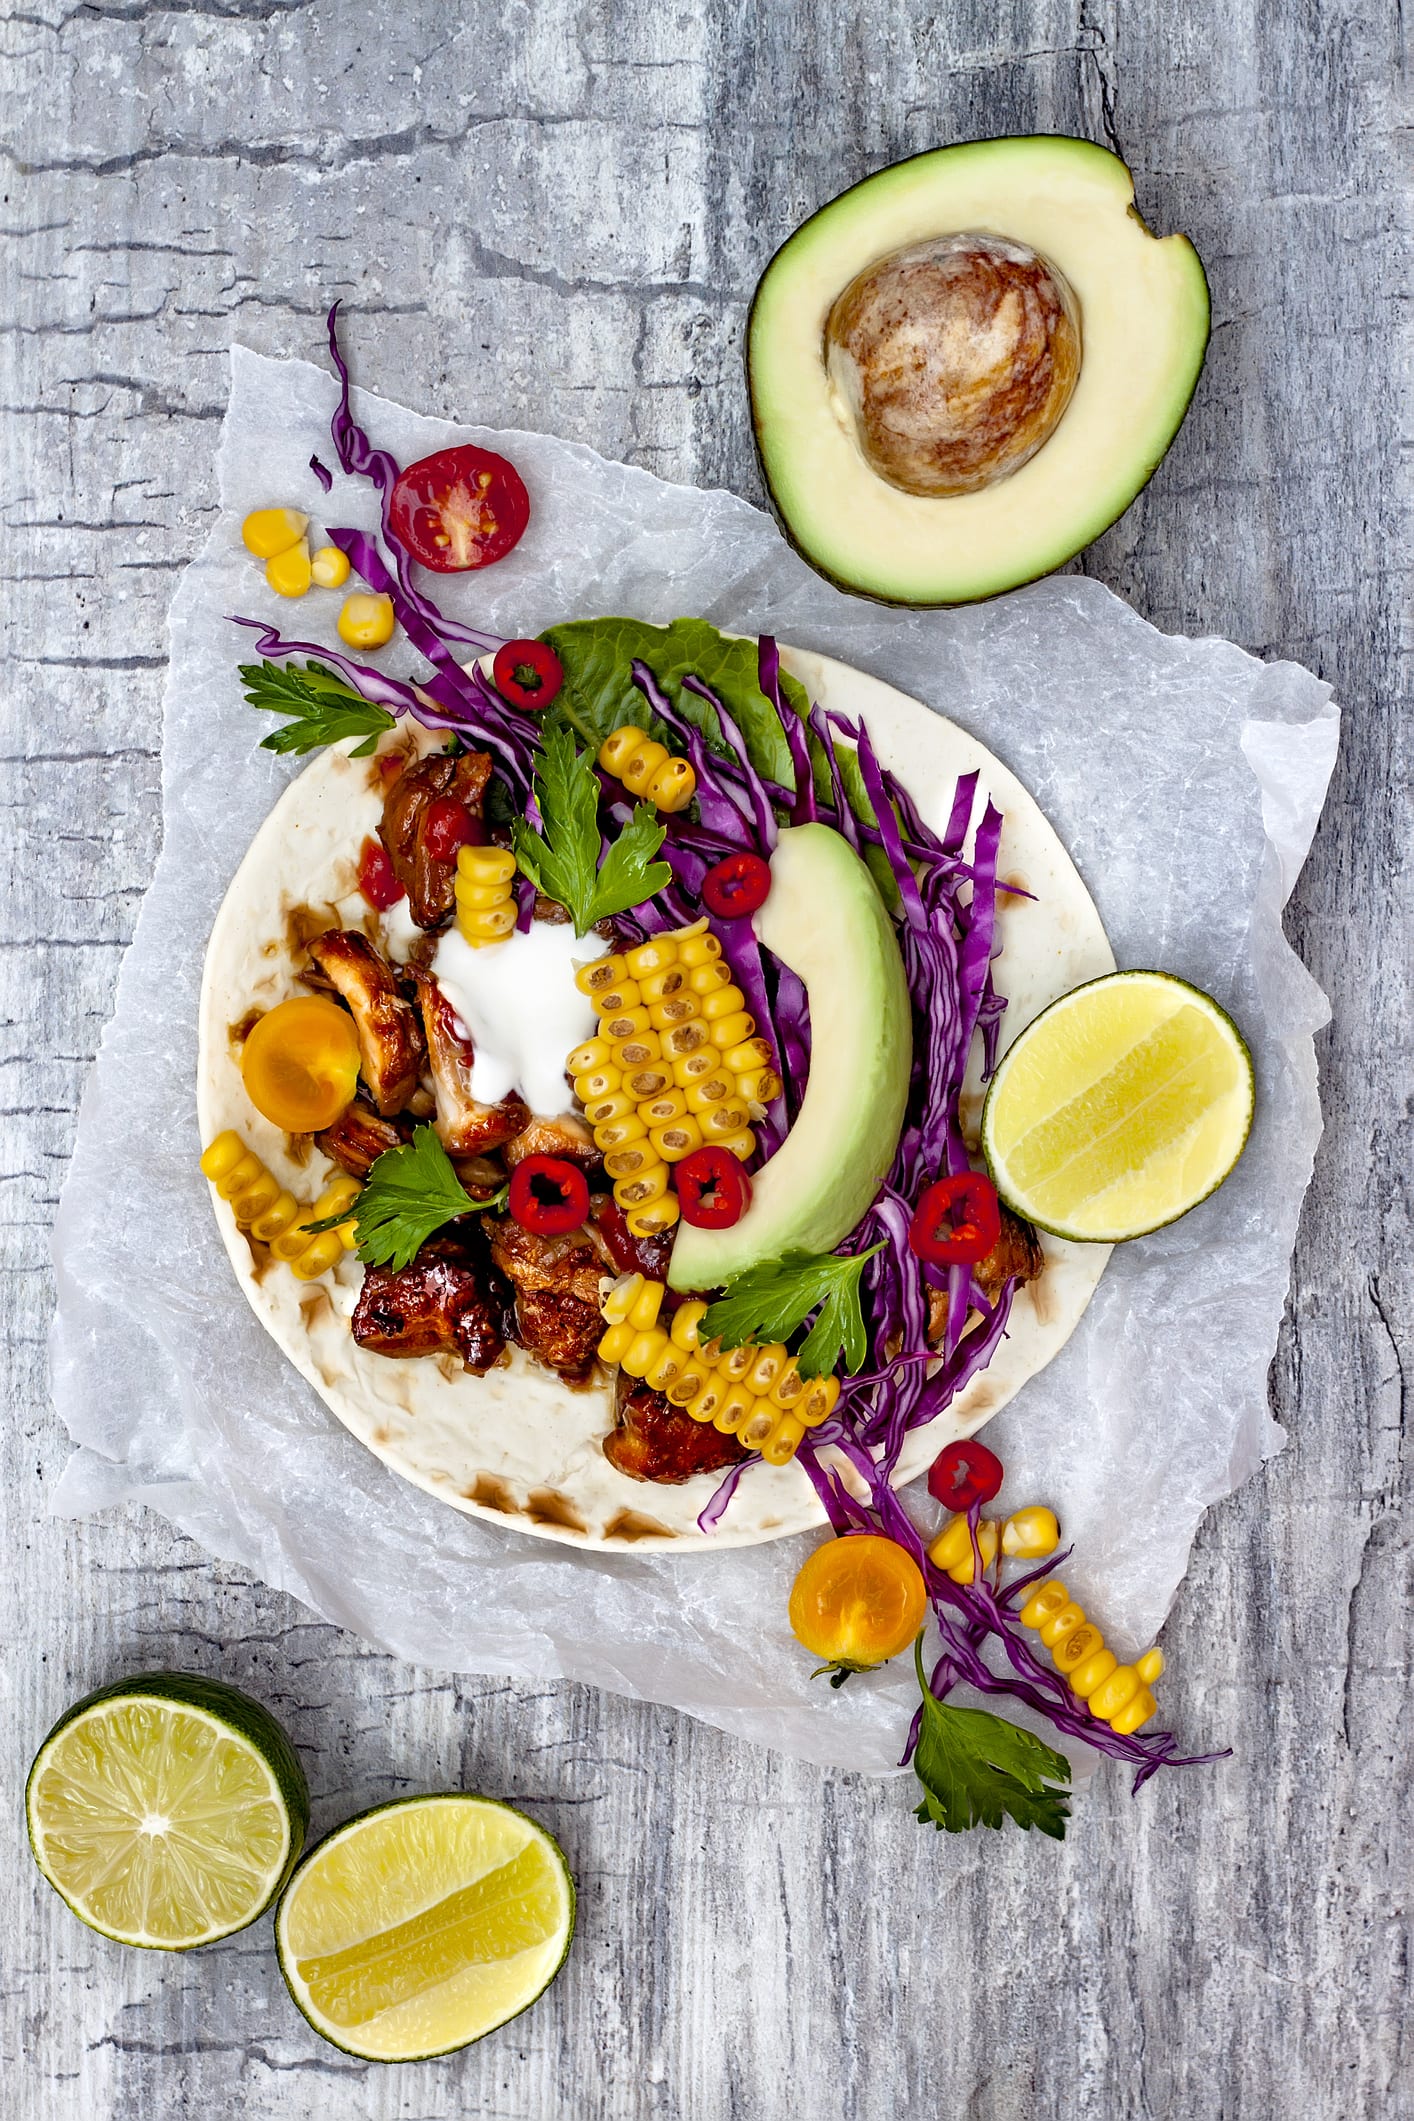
[200,1132,360,1281]
[455,844,517,946]
[598,726,696,813]
[1017,1577,1163,1736]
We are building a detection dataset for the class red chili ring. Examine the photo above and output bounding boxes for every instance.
[675,1143,752,1230]
[908,1171,1002,1267]
[701,851,772,922]
[927,1438,1004,1512]
[493,638,564,711]
[508,1155,591,1237]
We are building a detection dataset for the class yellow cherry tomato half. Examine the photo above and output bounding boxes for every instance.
[788,1533,928,1676]
[240,996,361,1133]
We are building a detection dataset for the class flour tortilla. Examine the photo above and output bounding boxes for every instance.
[197,643,1114,1550]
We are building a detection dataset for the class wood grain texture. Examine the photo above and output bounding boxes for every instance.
[1,2,1408,2114]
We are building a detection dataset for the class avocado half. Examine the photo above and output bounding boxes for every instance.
[747,135,1211,607]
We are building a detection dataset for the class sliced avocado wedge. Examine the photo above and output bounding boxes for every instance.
[668,823,911,1292]
[748,135,1210,606]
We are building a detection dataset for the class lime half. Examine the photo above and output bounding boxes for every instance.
[982,970,1254,1242]
[26,1671,308,1950]
[275,1794,575,2062]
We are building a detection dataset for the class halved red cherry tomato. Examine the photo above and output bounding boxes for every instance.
[508,1155,591,1237]
[908,1171,1002,1266]
[701,851,772,921]
[676,1143,752,1229]
[423,797,482,865]
[388,445,530,572]
[358,835,404,911]
[493,638,564,711]
[927,1438,1004,1512]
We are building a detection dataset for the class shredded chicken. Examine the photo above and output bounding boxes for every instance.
[504,1113,599,1171]
[409,968,528,1156]
[304,929,425,1116]
[603,1375,749,1484]
[486,1215,604,1382]
[380,749,493,929]
[316,1098,413,1179]
[926,1205,1046,1341]
[351,1230,509,1374]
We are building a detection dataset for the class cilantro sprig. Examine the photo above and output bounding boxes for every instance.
[910,1640,1071,1838]
[511,723,671,938]
[240,658,398,758]
[302,1126,506,1270]
[699,1245,883,1378]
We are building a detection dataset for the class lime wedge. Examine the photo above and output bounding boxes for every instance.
[26,1672,308,1950]
[981,970,1254,1242]
[275,1794,575,2061]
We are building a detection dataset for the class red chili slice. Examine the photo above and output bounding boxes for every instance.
[927,1438,1004,1512]
[908,1171,1002,1267]
[676,1144,752,1229]
[423,796,482,865]
[493,638,564,711]
[357,835,404,911]
[508,1155,591,1237]
[701,851,772,922]
[388,445,530,573]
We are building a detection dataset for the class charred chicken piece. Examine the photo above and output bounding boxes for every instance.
[381,748,493,929]
[351,1229,509,1374]
[486,1215,604,1383]
[316,1097,415,1178]
[603,1375,749,1485]
[926,1205,1045,1341]
[304,929,425,1116]
[410,968,528,1156]
[504,1113,599,1172]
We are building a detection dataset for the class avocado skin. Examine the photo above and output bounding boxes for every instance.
[745,135,1211,610]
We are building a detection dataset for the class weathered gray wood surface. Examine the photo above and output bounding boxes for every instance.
[2,2,1408,2115]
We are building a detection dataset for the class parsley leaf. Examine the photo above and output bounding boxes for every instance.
[240,658,398,758]
[699,1245,883,1378]
[307,1126,504,1270]
[512,723,671,937]
[911,1640,1071,1839]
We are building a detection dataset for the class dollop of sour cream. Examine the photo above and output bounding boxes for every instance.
[431,922,608,1117]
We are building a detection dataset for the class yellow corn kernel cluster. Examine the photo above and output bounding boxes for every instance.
[239,508,348,602]
[200,1132,360,1283]
[455,845,517,946]
[337,592,396,649]
[596,1275,840,1465]
[570,921,777,1237]
[927,1505,1062,1583]
[1019,1579,1165,1737]
[597,725,696,813]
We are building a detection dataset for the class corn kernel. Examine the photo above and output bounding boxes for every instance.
[661,1020,710,1058]
[576,957,626,998]
[620,739,670,797]
[458,844,516,886]
[677,930,721,967]
[1087,1665,1144,1722]
[623,936,680,980]
[574,1067,622,1105]
[1052,1622,1103,1672]
[1135,1647,1165,1685]
[460,904,516,944]
[700,1100,750,1137]
[745,1343,789,1394]
[594,985,643,1020]
[652,1117,704,1162]
[1019,1581,1069,1630]
[684,1073,734,1113]
[290,1230,345,1280]
[929,1516,1000,1582]
[626,1279,663,1331]
[648,995,701,1030]
[740,1399,779,1449]
[737,1068,783,1107]
[762,1414,806,1465]
[585,1089,636,1127]
[338,592,396,648]
[672,1049,722,1087]
[614,1163,671,1210]
[199,1131,247,1182]
[310,543,351,588]
[598,727,645,777]
[241,507,308,558]
[666,1364,711,1406]
[769,1360,805,1408]
[567,1037,615,1075]
[266,538,312,597]
[686,1376,727,1425]
[799,1374,840,1426]
[594,1114,647,1153]
[644,1342,686,1392]
[602,1006,651,1043]
[714,1383,753,1435]
[716,1343,757,1386]
[722,1037,773,1074]
[250,1191,301,1243]
[638,965,686,1004]
[598,1322,635,1364]
[699,983,746,1022]
[601,1271,645,1328]
[626,1193,679,1238]
[648,757,696,811]
[708,1011,756,1050]
[604,1141,658,1180]
[714,1127,756,1162]
[670,1300,708,1351]
[641,1088,687,1125]
[620,1328,670,1378]
[614,1033,663,1069]
[686,961,731,997]
[1039,1600,1087,1650]
[1001,1506,1061,1560]
[623,1067,672,1101]
[1110,1687,1157,1736]
[1069,1647,1119,1700]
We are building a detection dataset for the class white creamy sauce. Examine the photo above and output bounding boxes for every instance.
[431,922,607,1117]
[377,894,424,964]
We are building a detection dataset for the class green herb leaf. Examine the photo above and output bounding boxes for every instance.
[512,723,671,936]
[541,616,807,789]
[240,659,398,758]
[326,1126,503,1271]
[911,1639,1071,1839]
[700,1245,883,1378]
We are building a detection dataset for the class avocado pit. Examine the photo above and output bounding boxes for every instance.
[824,234,1081,498]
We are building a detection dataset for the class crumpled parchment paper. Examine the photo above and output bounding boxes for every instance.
[48,349,1338,1772]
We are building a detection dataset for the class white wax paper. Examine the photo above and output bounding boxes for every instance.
[49,349,1338,1771]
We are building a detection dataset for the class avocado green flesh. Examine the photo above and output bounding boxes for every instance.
[668,824,911,1293]
[748,135,1211,606]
